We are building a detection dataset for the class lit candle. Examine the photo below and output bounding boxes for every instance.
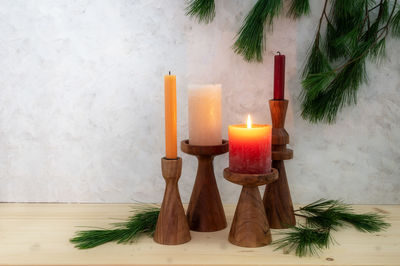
[188,84,222,145]
[228,115,272,174]
[273,52,285,100]
[165,72,177,159]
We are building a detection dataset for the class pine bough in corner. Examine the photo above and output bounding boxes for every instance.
[186,0,400,123]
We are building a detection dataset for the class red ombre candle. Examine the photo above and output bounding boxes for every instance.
[273,52,285,100]
[228,115,272,174]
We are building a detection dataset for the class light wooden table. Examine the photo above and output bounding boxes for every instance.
[0,203,399,265]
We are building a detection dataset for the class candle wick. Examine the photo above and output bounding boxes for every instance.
[169,71,171,75]
[277,51,281,55]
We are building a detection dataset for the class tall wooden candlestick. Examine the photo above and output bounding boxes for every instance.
[181,140,228,232]
[154,157,191,245]
[224,168,278,247]
[263,99,296,229]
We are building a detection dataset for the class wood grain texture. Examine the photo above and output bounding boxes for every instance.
[264,160,296,228]
[263,99,296,229]
[269,99,288,129]
[181,139,228,156]
[223,168,278,187]
[272,148,293,161]
[272,128,289,145]
[153,157,191,245]
[181,140,228,232]
[223,168,278,248]
[229,186,272,248]
[0,203,399,265]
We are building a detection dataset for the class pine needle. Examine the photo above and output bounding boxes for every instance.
[390,6,400,37]
[233,0,283,62]
[339,212,390,232]
[300,0,399,123]
[302,35,332,78]
[186,0,215,24]
[298,199,390,232]
[287,0,311,19]
[70,205,160,249]
[274,199,390,257]
[273,225,332,257]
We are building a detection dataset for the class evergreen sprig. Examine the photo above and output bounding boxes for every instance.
[186,0,216,24]
[391,5,400,36]
[273,225,332,257]
[299,199,390,232]
[273,199,390,257]
[287,0,311,19]
[300,0,400,123]
[233,0,283,62]
[185,0,400,124]
[70,205,160,249]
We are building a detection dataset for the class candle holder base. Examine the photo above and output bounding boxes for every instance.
[263,99,296,229]
[181,140,228,232]
[154,157,191,245]
[223,168,278,248]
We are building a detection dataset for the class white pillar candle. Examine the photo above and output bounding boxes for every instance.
[188,84,222,146]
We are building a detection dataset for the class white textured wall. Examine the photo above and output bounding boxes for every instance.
[0,0,399,204]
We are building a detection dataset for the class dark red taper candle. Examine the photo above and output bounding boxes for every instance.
[273,52,285,100]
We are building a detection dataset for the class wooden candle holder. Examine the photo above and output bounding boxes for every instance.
[154,157,191,245]
[223,168,278,248]
[181,140,229,232]
[263,99,296,229]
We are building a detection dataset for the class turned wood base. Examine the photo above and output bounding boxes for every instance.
[154,157,191,245]
[264,160,295,228]
[263,99,296,229]
[223,168,278,248]
[181,140,228,232]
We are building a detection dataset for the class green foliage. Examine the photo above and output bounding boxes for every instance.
[391,5,400,36]
[273,199,390,257]
[339,212,390,232]
[185,0,400,124]
[302,35,332,77]
[70,205,160,249]
[287,0,311,19]
[186,0,215,24]
[300,0,400,123]
[233,0,283,62]
[273,226,332,257]
[300,199,390,232]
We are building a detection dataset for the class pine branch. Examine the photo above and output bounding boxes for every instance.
[70,205,160,249]
[273,225,332,257]
[275,199,390,257]
[298,199,390,232]
[186,0,215,24]
[392,7,400,36]
[339,212,390,232]
[287,0,311,19]
[233,0,283,62]
[300,0,400,123]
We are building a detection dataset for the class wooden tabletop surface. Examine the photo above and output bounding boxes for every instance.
[0,203,399,265]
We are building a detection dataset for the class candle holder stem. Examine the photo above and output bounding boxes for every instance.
[154,157,191,245]
[224,168,278,248]
[181,140,228,232]
[263,99,296,229]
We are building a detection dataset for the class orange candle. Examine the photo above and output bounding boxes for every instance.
[164,73,177,159]
[228,115,272,174]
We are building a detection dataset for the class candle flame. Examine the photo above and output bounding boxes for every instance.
[247,114,252,129]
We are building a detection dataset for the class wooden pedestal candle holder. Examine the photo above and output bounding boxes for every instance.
[154,157,191,245]
[263,99,296,229]
[181,139,229,232]
[223,168,278,248]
